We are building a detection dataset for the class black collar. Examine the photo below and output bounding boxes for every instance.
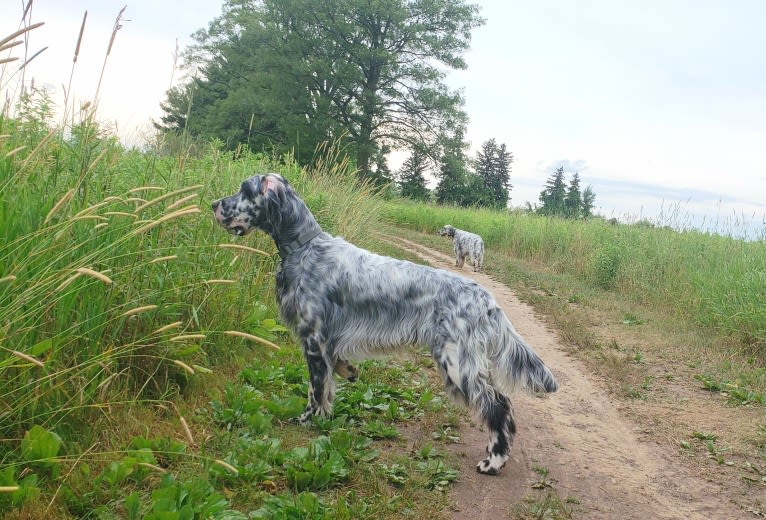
[278,228,322,259]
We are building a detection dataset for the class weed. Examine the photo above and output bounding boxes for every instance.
[695,372,766,405]
[621,313,645,325]
[530,465,554,489]
[431,425,461,443]
[514,492,575,520]
[417,460,458,492]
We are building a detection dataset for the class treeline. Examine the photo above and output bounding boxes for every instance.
[396,148,597,218]
[396,136,512,210]
[537,166,596,218]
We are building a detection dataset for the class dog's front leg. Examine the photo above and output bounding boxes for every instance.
[298,333,335,424]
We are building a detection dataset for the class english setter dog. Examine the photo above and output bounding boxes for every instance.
[212,174,557,475]
[438,224,484,272]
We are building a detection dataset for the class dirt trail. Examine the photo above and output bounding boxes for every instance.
[383,235,744,520]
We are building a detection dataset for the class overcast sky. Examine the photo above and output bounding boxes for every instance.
[2,0,765,237]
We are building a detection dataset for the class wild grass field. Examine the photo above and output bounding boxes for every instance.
[3,11,765,519]
[0,88,472,517]
[385,199,766,355]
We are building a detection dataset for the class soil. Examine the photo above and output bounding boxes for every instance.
[382,235,755,520]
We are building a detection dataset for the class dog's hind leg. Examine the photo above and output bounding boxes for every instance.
[298,332,336,424]
[471,252,480,272]
[434,341,468,404]
[475,391,515,475]
[463,374,515,475]
[434,339,514,475]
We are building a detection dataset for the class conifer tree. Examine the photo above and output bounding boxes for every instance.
[564,172,582,218]
[397,148,431,202]
[474,138,513,209]
[581,185,596,217]
[435,129,470,205]
[538,166,567,215]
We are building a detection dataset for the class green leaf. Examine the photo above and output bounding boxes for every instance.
[20,425,62,463]
[172,344,201,357]
[212,512,249,520]
[28,338,56,356]
[125,492,141,520]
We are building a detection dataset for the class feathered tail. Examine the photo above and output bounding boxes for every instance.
[489,311,558,395]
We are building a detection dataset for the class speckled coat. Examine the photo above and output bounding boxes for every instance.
[438,225,484,272]
[212,173,557,475]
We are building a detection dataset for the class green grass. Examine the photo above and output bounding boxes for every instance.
[0,96,469,517]
[4,15,766,515]
[383,199,766,354]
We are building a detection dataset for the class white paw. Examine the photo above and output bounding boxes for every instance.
[476,453,508,476]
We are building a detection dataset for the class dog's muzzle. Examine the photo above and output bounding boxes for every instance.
[211,200,246,236]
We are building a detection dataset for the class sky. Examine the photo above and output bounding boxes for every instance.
[2,0,765,238]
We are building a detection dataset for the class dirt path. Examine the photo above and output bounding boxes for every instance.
[382,235,745,520]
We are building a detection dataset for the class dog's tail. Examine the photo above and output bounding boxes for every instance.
[489,310,558,395]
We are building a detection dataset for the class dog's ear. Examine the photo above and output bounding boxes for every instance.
[260,174,286,199]
[260,174,286,229]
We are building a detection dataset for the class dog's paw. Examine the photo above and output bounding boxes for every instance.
[476,454,507,476]
[296,407,316,425]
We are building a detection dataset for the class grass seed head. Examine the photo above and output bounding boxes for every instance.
[153,321,183,334]
[224,330,280,351]
[179,416,195,445]
[217,243,271,256]
[75,267,113,285]
[45,189,75,223]
[173,360,195,375]
[149,255,177,264]
[121,304,158,317]
[169,334,206,342]
[12,351,45,368]
[214,459,239,475]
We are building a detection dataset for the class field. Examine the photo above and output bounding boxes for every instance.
[386,199,766,353]
[0,94,475,517]
[2,22,766,518]
[3,108,765,517]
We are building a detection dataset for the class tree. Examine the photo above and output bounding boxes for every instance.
[474,138,513,209]
[158,0,485,177]
[538,166,567,216]
[370,143,393,187]
[564,172,582,218]
[397,147,430,201]
[538,167,597,219]
[155,16,329,162]
[435,128,470,205]
[581,185,596,218]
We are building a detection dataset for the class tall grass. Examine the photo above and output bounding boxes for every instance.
[0,90,382,452]
[385,200,766,352]
[0,8,394,514]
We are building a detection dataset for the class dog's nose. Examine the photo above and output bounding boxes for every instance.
[211,200,220,211]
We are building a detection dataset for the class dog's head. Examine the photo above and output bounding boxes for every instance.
[211,173,288,237]
[438,225,456,238]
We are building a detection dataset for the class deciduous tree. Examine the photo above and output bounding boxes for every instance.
[157,0,484,177]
